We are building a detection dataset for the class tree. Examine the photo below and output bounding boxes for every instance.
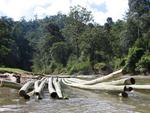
[120,0,150,54]
[110,20,126,56]
[62,5,93,58]
[50,42,70,66]
[32,23,66,73]
[128,0,150,17]
[104,17,114,31]
[12,21,33,70]
[0,16,18,67]
[80,25,113,66]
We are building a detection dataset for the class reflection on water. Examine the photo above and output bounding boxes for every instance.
[0,87,150,113]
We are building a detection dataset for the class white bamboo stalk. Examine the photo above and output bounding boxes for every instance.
[126,85,150,91]
[66,78,87,83]
[53,78,63,99]
[82,69,123,85]
[48,77,58,98]
[34,80,41,93]
[96,78,135,85]
[35,79,47,97]
[76,75,96,79]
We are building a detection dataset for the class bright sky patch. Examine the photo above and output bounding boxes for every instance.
[0,0,128,25]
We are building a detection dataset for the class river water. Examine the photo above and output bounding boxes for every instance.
[0,86,150,113]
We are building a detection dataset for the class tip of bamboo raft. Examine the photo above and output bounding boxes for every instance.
[130,78,135,84]
[128,87,133,91]
[124,86,133,92]
[50,92,58,99]
[35,92,40,96]
[19,90,26,97]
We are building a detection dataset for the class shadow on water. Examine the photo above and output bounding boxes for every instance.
[0,86,150,113]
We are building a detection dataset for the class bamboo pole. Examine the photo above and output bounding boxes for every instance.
[66,78,87,83]
[126,85,150,91]
[34,80,40,92]
[76,75,96,79]
[82,69,123,85]
[53,78,63,99]
[35,79,47,99]
[0,80,22,89]
[96,78,135,85]
[18,81,34,99]
[48,77,58,98]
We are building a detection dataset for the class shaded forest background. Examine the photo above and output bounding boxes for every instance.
[0,0,150,75]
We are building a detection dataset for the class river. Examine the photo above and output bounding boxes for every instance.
[0,86,150,113]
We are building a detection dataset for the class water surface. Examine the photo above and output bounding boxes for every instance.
[0,86,150,113]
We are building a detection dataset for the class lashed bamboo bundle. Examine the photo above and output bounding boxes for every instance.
[1,68,150,100]
[62,78,133,92]
[64,69,123,85]
[66,77,135,86]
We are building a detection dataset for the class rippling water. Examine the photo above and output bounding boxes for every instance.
[0,86,150,113]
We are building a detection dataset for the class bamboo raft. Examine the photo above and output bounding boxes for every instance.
[0,69,150,100]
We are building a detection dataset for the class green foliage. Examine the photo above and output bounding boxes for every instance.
[136,52,150,74]
[123,47,144,74]
[129,0,150,17]
[80,26,112,64]
[69,5,93,23]
[62,5,93,58]
[110,57,126,70]
[69,62,91,75]
[50,42,70,66]
[67,58,91,75]
[94,63,107,71]
[0,67,31,74]
[0,2,150,75]
[134,37,150,51]
[94,62,113,74]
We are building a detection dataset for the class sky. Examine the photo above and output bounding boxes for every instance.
[0,0,129,25]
